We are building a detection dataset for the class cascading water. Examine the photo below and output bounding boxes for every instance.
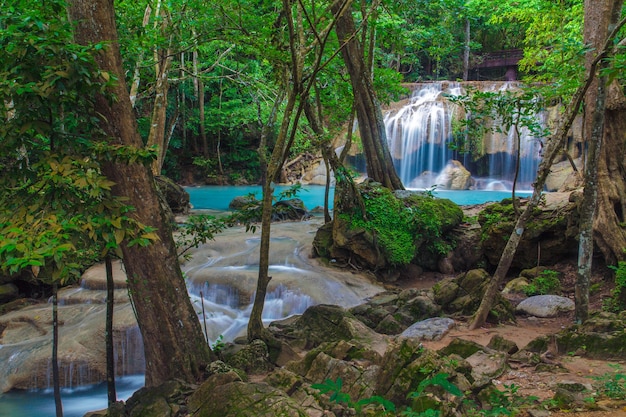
[385,83,462,188]
[384,82,546,190]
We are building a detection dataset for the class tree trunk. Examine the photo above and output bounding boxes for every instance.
[105,256,117,405]
[68,0,213,387]
[147,40,173,176]
[52,282,63,417]
[463,18,470,81]
[468,28,621,329]
[575,0,623,322]
[586,0,626,266]
[331,0,404,190]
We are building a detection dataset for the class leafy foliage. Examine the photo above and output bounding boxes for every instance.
[312,377,396,415]
[524,269,562,296]
[605,260,626,312]
[0,0,157,284]
[590,364,626,400]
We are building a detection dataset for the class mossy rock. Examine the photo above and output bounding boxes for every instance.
[478,199,579,269]
[433,278,460,306]
[438,338,485,359]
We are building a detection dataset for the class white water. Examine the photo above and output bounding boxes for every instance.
[385,82,545,190]
[0,219,385,416]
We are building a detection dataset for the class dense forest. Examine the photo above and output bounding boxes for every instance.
[1,1,625,415]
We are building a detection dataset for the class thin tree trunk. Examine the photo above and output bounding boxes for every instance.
[52,282,63,417]
[68,0,213,387]
[129,4,152,108]
[463,18,470,81]
[469,21,625,329]
[105,256,117,406]
[147,42,173,175]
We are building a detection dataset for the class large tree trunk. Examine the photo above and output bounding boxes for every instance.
[576,0,623,322]
[68,0,212,387]
[331,0,404,190]
[587,0,626,265]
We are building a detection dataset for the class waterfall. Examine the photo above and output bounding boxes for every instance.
[384,82,545,190]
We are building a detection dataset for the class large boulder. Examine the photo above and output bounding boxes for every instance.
[515,295,575,318]
[313,183,463,276]
[479,197,579,269]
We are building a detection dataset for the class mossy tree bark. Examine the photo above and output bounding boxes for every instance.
[576,0,624,323]
[331,0,404,191]
[68,0,213,387]
[586,1,626,266]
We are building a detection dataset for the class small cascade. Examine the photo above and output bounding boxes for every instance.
[190,281,313,345]
[384,82,546,190]
[43,360,97,390]
[114,325,145,376]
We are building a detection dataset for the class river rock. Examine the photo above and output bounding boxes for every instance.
[515,295,575,318]
[272,198,312,221]
[435,160,475,190]
[400,317,455,340]
[228,194,259,210]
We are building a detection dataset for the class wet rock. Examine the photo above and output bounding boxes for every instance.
[516,295,574,318]
[228,194,259,210]
[435,160,474,190]
[272,198,312,221]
